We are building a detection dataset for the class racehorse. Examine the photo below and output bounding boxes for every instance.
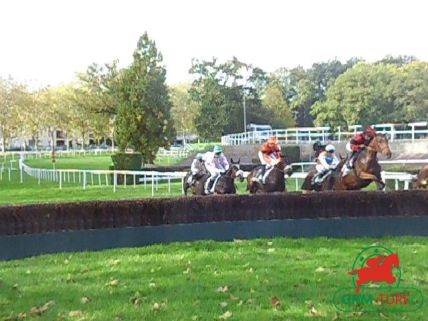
[334,133,392,190]
[413,164,428,189]
[246,154,293,193]
[183,158,243,196]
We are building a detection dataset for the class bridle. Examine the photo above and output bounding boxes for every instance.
[367,134,390,155]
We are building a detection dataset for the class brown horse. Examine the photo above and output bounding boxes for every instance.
[334,134,392,190]
[183,158,243,195]
[413,165,428,189]
[246,155,293,193]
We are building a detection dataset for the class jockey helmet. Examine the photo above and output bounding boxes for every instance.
[325,144,335,152]
[213,145,223,154]
[196,153,204,160]
[363,126,376,138]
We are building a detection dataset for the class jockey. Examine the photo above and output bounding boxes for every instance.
[204,145,230,194]
[258,136,282,183]
[187,153,206,185]
[312,140,327,161]
[345,126,377,170]
[312,144,339,184]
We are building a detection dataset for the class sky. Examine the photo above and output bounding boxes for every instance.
[1,0,427,89]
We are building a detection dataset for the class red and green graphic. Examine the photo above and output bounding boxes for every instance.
[333,246,424,312]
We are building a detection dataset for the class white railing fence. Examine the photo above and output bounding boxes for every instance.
[222,126,428,146]
[4,157,426,194]
[20,163,187,196]
[1,146,193,160]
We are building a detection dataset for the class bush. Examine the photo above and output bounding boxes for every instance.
[282,145,300,163]
[111,153,143,184]
[111,153,143,170]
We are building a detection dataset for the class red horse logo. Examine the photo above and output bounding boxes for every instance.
[348,254,400,293]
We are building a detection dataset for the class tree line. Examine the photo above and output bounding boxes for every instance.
[1,31,428,155]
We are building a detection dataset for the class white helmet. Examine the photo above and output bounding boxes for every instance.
[325,144,335,152]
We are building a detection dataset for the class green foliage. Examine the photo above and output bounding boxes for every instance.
[282,145,301,163]
[113,32,176,162]
[111,153,143,170]
[170,83,199,134]
[189,57,271,140]
[262,79,295,128]
[312,61,428,127]
[0,77,29,151]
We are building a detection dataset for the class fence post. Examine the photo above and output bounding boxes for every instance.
[113,172,117,192]
[59,170,62,189]
[83,172,86,190]
[151,174,154,196]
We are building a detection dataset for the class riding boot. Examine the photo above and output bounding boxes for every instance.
[313,170,328,185]
[255,167,265,183]
[204,179,211,194]
[311,172,320,185]
[205,178,215,194]
[187,175,194,185]
[262,165,273,184]
[347,151,359,169]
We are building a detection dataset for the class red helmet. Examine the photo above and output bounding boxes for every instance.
[364,126,376,138]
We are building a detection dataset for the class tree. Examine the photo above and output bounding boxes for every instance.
[262,78,295,128]
[189,57,271,139]
[377,55,417,66]
[170,83,199,136]
[311,63,400,127]
[392,61,428,122]
[0,77,28,152]
[37,86,72,150]
[114,32,175,163]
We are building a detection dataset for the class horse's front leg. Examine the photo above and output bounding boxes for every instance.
[358,171,385,190]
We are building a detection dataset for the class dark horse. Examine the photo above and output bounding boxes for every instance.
[246,154,293,193]
[334,133,392,190]
[183,158,243,196]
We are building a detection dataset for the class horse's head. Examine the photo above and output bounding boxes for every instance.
[275,153,293,177]
[370,134,392,159]
[229,158,244,182]
[388,253,400,268]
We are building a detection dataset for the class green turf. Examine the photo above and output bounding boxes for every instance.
[0,171,186,205]
[24,154,185,170]
[0,237,426,321]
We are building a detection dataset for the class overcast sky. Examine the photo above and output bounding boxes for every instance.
[1,0,427,89]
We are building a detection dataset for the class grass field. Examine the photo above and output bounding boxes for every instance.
[0,153,381,205]
[0,237,427,321]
